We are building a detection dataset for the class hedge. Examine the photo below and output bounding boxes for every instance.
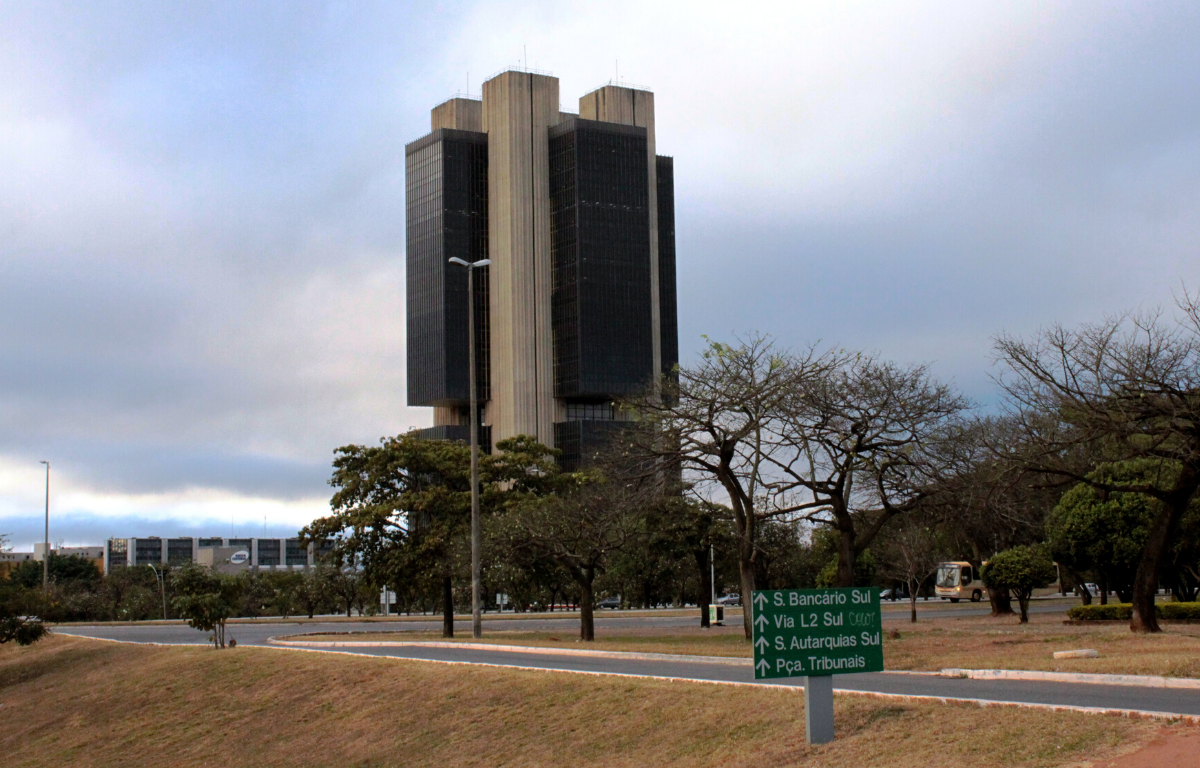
[1067,602,1200,621]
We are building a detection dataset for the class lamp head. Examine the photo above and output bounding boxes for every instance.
[447,257,470,267]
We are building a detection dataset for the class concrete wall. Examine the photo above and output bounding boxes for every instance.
[431,97,483,132]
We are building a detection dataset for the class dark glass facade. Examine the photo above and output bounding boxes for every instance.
[134,538,162,566]
[656,155,679,383]
[549,118,654,400]
[257,539,281,566]
[413,424,492,452]
[406,128,490,407]
[167,538,193,564]
[554,420,634,471]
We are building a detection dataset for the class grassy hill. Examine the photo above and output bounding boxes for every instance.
[0,634,1172,767]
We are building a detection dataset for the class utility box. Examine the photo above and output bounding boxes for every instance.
[709,604,724,625]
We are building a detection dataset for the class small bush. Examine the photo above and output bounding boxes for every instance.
[1068,603,1132,620]
[1159,602,1200,620]
[1068,602,1200,621]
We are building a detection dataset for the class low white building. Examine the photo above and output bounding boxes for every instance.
[104,537,334,574]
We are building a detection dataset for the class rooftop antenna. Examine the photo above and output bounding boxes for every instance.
[523,45,527,70]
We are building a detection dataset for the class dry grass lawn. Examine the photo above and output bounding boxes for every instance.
[0,634,1179,768]
[291,611,1200,678]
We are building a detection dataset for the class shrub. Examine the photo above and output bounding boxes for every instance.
[1159,602,1200,620]
[1068,602,1200,621]
[981,544,1057,623]
[1068,603,1133,621]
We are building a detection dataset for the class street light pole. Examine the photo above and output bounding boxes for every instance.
[148,564,167,620]
[39,460,49,589]
[449,256,490,640]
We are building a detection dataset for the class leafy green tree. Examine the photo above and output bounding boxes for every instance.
[264,571,304,619]
[170,563,244,648]
[8,553,100,590]
[326,566,364,616]
[237,571,276,618]
[98,565,160,621]
[490,441,655,641]
[0,535,47,646]
[303,433,472,636]
[297,563,334,619]
[1047,462,1158,603]
[981,545,1057,623]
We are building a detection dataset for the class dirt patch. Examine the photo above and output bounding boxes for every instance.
[1093,727,1200,767]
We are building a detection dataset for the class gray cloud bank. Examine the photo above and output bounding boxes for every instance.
[2,2,1199,518]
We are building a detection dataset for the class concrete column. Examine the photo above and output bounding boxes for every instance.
[127,538,136,567]
[579,85,661,390]
[251,538,258,567]
[161,540,168,565]
[191,538,199,564]
[482,70,559,448]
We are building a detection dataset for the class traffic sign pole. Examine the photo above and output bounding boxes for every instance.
[751,587,883,745]
[803,675,835,745]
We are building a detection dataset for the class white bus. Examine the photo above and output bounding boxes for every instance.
[934,561,987,603]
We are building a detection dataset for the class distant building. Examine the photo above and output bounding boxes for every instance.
[103,537,334,574]
[1,545,105,578]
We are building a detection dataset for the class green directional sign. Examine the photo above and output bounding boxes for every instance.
[751,587,883,680]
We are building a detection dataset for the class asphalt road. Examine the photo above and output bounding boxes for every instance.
[52,597,1076,646]
[53,599,1200,719]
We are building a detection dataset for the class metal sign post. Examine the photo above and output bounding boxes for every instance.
[751,588,883,745]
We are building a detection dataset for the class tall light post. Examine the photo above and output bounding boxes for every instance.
[39,460,49,589]
[147,564,167,621]
[448,256,490,639]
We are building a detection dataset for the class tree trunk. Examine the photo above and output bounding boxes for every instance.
[442,574,454,638]
[696,548,711,628]
[988,586,1014,616]
[1017,591,1030,623]
[834,527,856,588]
[1099,572,1109,606]
[1130,480,1196,633]
[908,578,918,623]
[577,573,595,641]
[738,548,757,639]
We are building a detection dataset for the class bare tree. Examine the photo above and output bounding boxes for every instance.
[628,335,836,638]
[878,515,945,623]
[767,355,969,588]
[935,416,1058,616]
[995,292,1200,632]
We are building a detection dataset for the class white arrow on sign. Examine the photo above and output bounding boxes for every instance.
[753,592,767,608]
[754,635,768,652]
[754,612,768,630]
[756,659,770,675]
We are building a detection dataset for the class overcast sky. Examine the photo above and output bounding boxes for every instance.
[2,1,1198,548]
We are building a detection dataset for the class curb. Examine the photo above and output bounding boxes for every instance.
[267,638,752,666]
[940,668,1200,689]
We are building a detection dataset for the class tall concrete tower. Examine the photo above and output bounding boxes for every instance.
[406,69,678,467]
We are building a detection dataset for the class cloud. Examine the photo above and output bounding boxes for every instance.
[2,1,1200,537]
